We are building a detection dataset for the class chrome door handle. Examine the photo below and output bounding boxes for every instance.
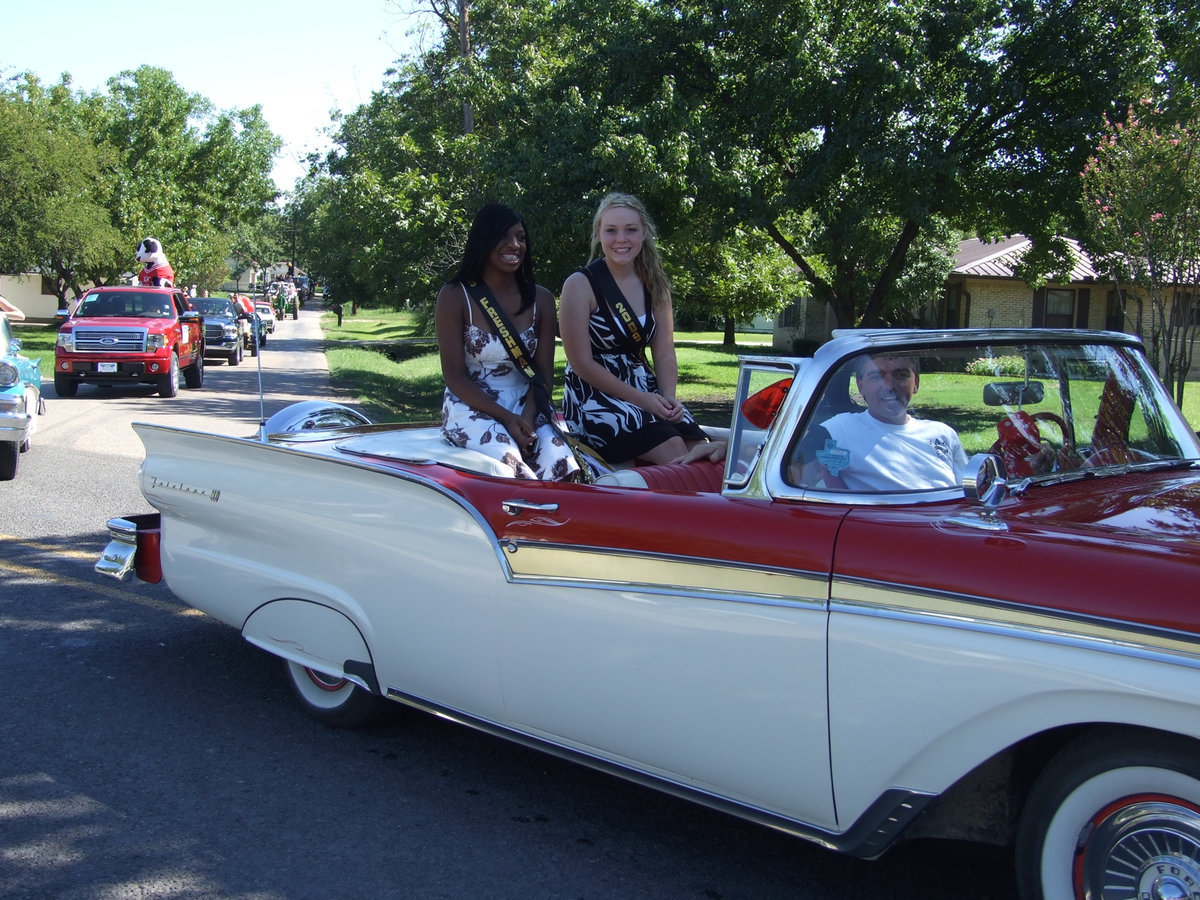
[501,499,559,517]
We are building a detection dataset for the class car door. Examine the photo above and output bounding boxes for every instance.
[172,292,199,357]
[458,476,843,830]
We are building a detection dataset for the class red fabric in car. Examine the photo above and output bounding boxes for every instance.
[632,460,724,493]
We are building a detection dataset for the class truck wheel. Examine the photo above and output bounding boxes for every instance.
[229,342,242,366]
[53,374,78,398]
[0,442,17,481]
[184,353,204,388]
[284,660,393,728]
[1016,728,1200,900]
[249,336,258,357]
[157,353,180,397]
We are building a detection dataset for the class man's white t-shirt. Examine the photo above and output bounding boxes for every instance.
[815,411,968,492]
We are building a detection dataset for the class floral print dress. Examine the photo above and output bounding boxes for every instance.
[441,302,579,481]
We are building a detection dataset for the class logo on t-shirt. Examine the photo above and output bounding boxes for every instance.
[818,439,851,475]
[928,435,954,464]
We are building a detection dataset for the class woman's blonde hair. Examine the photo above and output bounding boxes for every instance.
[589,192,671,309]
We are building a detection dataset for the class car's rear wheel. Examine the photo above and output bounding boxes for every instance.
[53,374,78,397]
[284,660,392,728]
[157,353,180,397]
[0,441,17,480]
[1016,729,1200,900]
[183,353,204,388]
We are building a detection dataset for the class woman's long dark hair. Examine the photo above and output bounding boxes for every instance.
[452,204,537,312]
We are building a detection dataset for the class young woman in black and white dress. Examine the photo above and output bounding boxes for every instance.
[559,193,707,465]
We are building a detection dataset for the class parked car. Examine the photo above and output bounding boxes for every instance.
[96,328,1200,900]
[254,302,276,335]
[54,285,204,397]
[0,312,45,480]
[195,297,251,365]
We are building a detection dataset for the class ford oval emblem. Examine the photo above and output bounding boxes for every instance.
[101,336,117,345]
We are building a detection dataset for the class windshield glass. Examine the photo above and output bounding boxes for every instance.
[784,339,1200,494]
[198,300,234,317]
[77,291,175,318]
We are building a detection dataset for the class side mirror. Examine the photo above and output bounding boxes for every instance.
[963,453,1009,507]
[949,453,1011,532]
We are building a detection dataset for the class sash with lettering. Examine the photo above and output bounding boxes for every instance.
[464,281,607,481]
[579,258,649,366]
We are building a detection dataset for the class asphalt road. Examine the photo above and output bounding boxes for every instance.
[0,300,1020,899]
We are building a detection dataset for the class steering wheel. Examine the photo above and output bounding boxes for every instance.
[989,411,1075,476]
[1028,412,1072,453]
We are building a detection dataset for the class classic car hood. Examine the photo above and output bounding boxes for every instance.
[1010,467,1200,540]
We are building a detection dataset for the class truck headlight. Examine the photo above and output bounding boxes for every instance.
[147,334,166,351]
[223,325,238,339]
[56,331,75,351]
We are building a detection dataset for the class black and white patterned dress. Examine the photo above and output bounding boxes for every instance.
[562,266,705,463]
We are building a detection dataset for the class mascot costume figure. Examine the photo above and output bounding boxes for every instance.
[136,238,175,287]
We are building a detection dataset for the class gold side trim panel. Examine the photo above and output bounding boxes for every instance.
[835,579,1200,662]
[505,542,826,604]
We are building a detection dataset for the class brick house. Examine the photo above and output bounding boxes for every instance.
[940,235,1128,333]
[774,235,1133,351]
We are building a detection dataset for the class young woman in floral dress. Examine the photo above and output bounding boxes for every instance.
[435,204,578,481]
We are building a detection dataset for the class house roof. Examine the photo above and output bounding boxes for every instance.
[954,236,1098,282]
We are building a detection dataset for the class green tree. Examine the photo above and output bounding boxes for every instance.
[675,0,1160,328]
[1081,102,1200,403]
[0,74,124,301]
[99,66,280,289]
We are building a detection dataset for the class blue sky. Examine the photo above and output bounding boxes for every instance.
[2,0,425,190]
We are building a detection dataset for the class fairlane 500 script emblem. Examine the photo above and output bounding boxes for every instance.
[147,475,221,502]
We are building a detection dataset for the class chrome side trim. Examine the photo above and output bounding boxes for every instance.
[833,577,1200,665]
[384,687,932,858]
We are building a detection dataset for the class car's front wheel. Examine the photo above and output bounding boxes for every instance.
[157,353,180,397]
[0,441,17,480]
[283,660,393,728]
[1016,728,1200,900]
[53,374,78,397]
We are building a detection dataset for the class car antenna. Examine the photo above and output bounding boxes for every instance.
[254,305,268,442]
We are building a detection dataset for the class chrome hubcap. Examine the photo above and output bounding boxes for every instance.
[1080,799,1200,899]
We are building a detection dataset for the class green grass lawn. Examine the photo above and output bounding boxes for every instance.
[321,310,765,425]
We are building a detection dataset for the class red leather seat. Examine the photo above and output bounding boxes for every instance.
[630,459,724,493]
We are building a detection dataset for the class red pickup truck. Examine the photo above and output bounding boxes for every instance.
[54,286,205,398]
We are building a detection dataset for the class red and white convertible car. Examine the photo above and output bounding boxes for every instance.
[98,328,1200,900]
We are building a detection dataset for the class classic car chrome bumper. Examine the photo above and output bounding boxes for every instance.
[0,411,32,444]
[96,513,163,583]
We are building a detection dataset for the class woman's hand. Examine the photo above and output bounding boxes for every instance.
[502,411,536,449]
[640,391,685,423]
[672,441,727,464]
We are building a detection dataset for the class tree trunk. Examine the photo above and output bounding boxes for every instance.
[723,316,736,347]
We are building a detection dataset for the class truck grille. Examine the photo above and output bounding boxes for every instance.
[204,323,228,343]
[73,328,148,352]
